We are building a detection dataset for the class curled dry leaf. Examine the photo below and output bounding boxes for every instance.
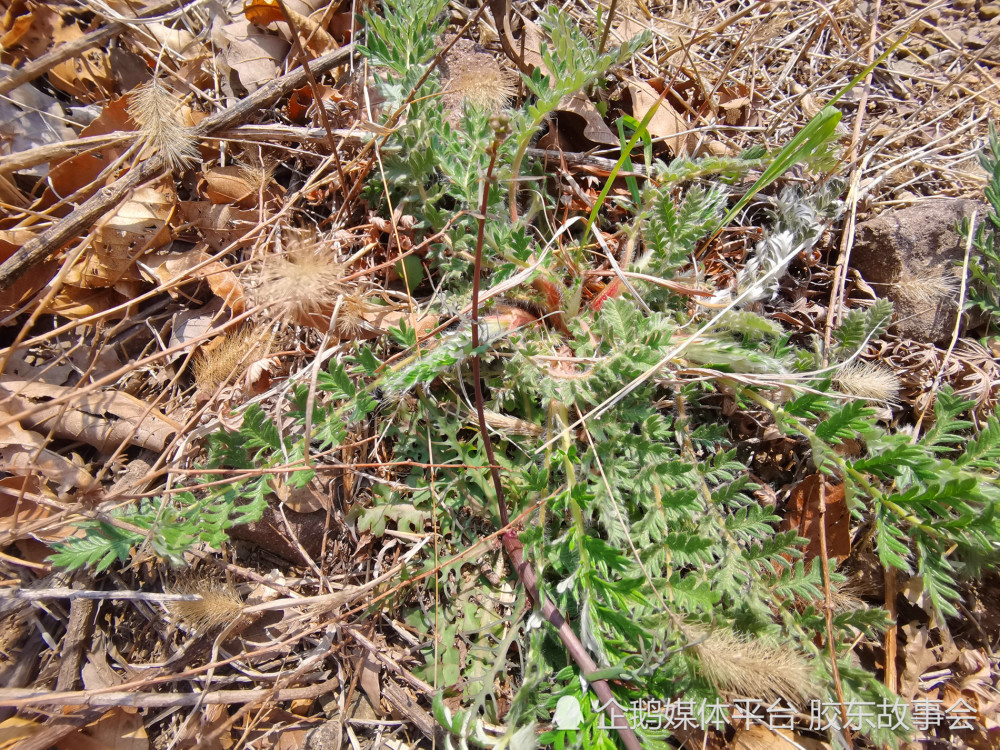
[0,377,180,454]
[0,420,95,494]
[271,473,328,514]
[558,90,619,148]
[55,183,179,292]
[143,245,247,315]
[244,0,336,55]
[2,339,121,388]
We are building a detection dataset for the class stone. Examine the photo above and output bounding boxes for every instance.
[305,720,343,750]
[981,3,1000,20]
[849,199,987,344]
[228,502,328,563]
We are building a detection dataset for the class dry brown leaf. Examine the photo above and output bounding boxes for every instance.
[271,474,327,513]
[519,19,546,73]
[359,651,384,716]
[0,475,67,541]
[81,649,127,692]
[0,228,57,313]
[95,183,176,256]
[0,420,95,493]
[172,704,232,750]
[140,22,202,58]
[558,91,618,148]
[0,715,43,748]
[142,245,247,314]
[0,61,78,181]
[602,0,652,45]
[625,77,688,156]
[244,0,286,26]
[42,285,129,320]
[167,300,227,355]
[900,622,939,700]
[270,728,311,750]
[47,18,114,101]
[217,20,291,92]
[0,4,38,53]
[356,309,439,340]
[44,95,134,205]
[0,377,180,453]
[778,474,850,563]
[245,0,335,54]
[200,165,259,206]
[7,3,58,59]
[175,201,261,252]
[79,708,149,750]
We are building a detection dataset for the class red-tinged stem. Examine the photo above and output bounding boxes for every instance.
[589,278,624,312]
[470,125,642,750]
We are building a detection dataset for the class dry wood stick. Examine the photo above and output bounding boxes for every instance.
[0,678,342,708]
[0,44,353,292]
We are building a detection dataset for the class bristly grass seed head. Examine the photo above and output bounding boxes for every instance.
[127,80,199,171]
[834,359,901,404]
[193,325,272,393]
[168,576,244,633]
[689,626,817,705]
[894,268,958,309]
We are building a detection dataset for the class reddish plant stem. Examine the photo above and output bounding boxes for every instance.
[469,130,642,750]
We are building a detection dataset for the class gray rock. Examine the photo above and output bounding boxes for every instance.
[305,720,343,750]
[850,199,986,343]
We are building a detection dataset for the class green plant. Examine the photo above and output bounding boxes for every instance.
[52,2,1000,748]
[960,122,1000,333]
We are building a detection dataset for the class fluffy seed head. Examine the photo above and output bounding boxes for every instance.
[688,626,816,704]
[447,65,516,111]
[238,150,277,190]
[168,576,244,633]
[442,41,515,116]
[257,239,346,327]
[127,80,198,171]
[894,269,957,308]
[834,359,901,404]
[193,326,272,392]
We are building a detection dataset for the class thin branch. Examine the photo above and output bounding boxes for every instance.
[468,121,642,750]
